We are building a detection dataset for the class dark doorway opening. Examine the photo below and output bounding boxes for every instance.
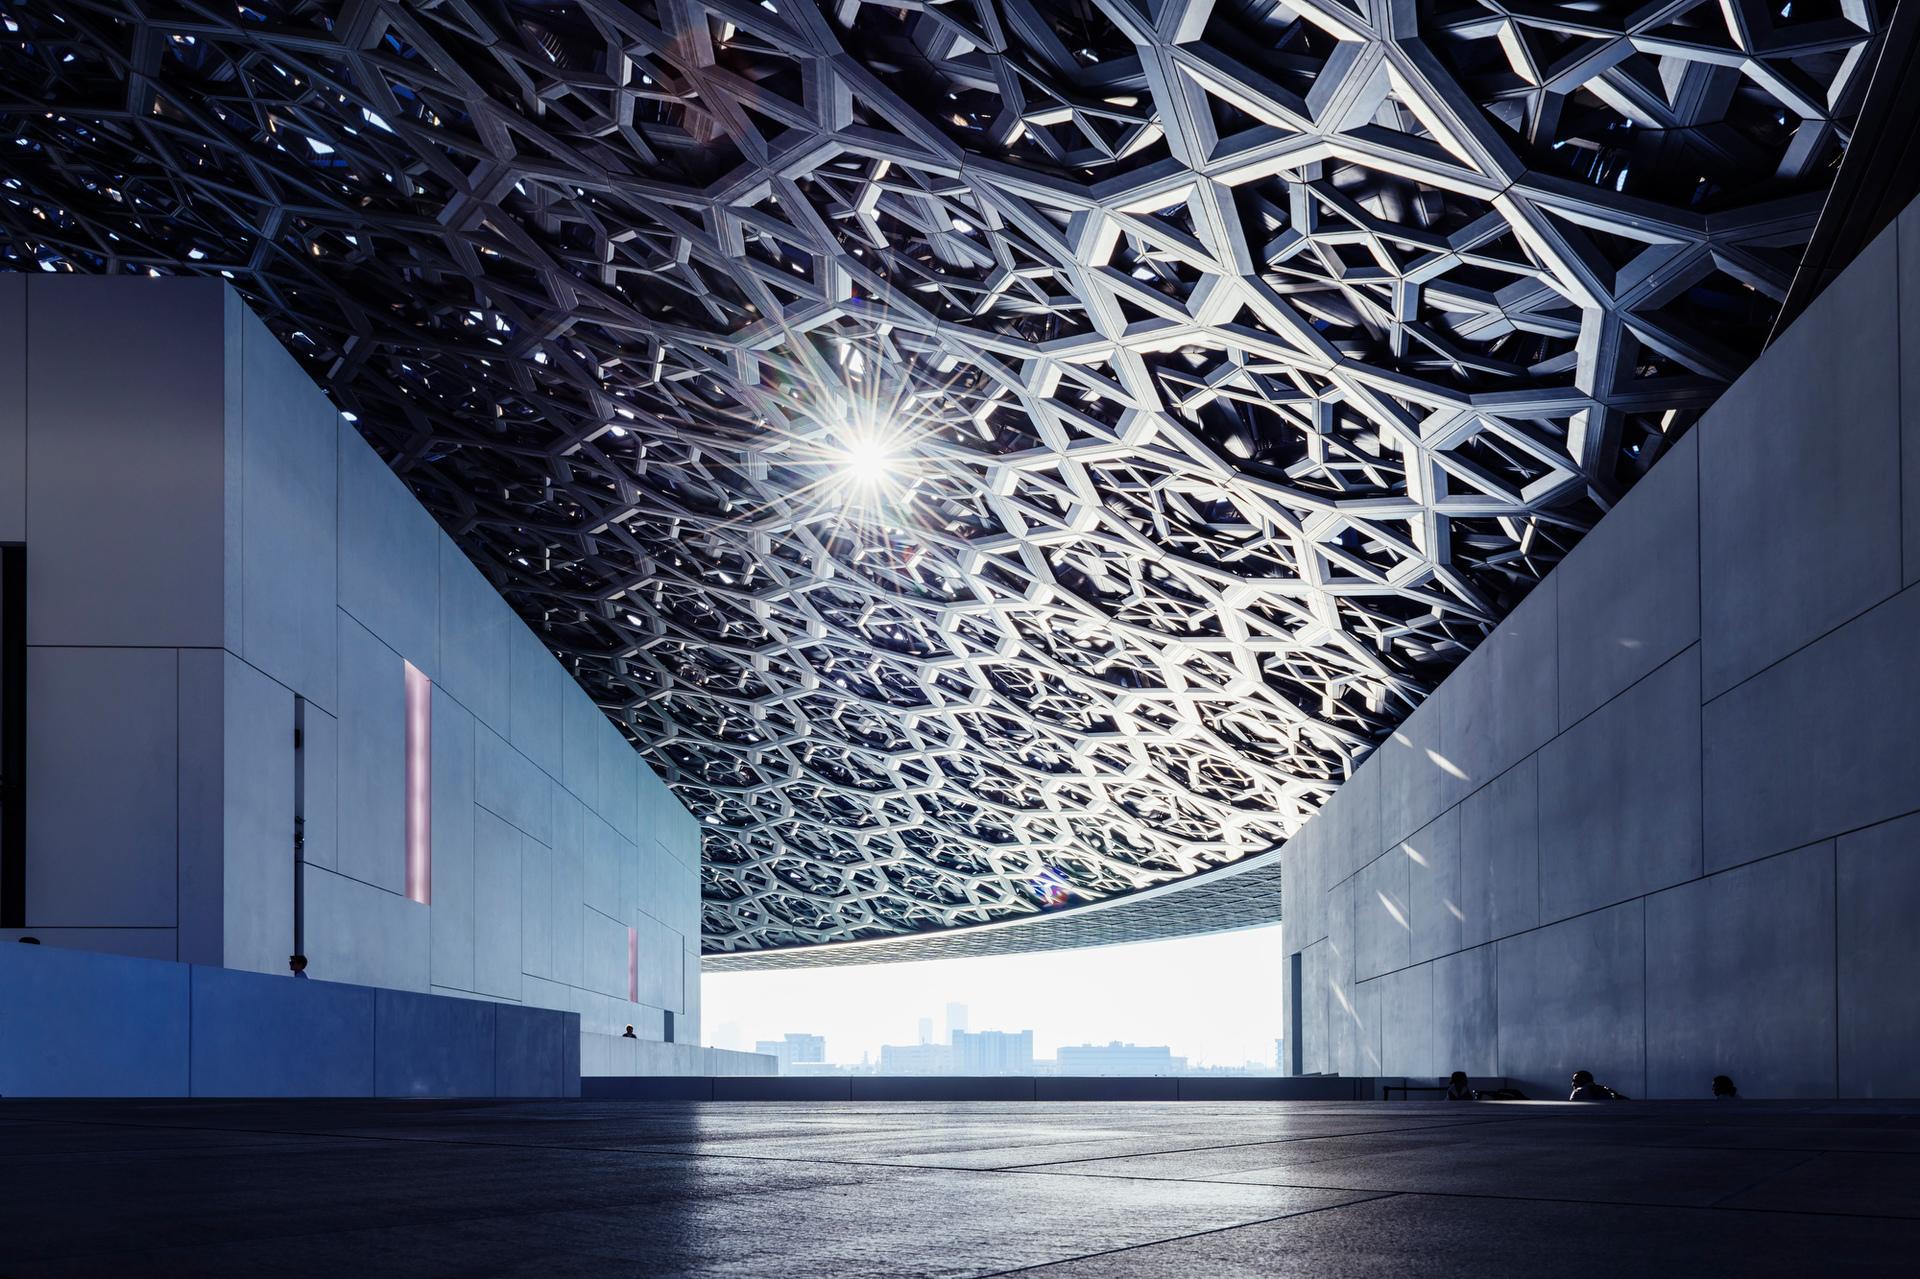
[1288,951,1303,1076]
[1,544,25,928]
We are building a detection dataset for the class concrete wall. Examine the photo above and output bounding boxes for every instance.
[1281,203,1920,1100]
[580,1033,777,1078]
[0,279,702,1047]
[0,932,580,1097]
[0,280,236,967]
[582,1075,1382,1101]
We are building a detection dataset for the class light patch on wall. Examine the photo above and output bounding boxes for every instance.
[404,660,432,905]
[628,926,639,1003]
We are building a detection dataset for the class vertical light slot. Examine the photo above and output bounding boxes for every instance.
[627,926,639,1003]
[404,661,432,905]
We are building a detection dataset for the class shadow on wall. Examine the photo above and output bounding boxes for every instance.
[0,937,580,1098]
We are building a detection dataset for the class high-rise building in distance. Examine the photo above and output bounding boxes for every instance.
[951,1030,1033,1076]
[753,1034,827,1074]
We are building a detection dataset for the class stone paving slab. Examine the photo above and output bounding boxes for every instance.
[2,1099,1916,1276]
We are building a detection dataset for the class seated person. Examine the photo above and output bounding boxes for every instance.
[1568,1070,1628,1100]
[1712,1074,1739,1099]
[1445,1071,1473,1100]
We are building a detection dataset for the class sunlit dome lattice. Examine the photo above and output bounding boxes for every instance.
[0,0,1890,951]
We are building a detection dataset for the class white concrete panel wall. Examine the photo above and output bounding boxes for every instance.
[549,784,586,989]
[334,613,405,895]
[335,413,438,675]
[477,721,552,846]
[24,647,179,927]
[436,539,511,731]
[235,308,338,710]
[303,864,430,993]
[24,279,230,648]
[472,808,525,1000]
[1281,209,1920,1099]
[5,280,704,1046]
[429,687,477,992]
[222,653,293,976]
[176,649,226,966]
[508,624,564,778]
[283,328,700,1042]
[4,281,238,963]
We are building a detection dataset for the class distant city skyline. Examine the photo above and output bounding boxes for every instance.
[753,1033,1276,1078]
[1056,1042,1186,1077]
[705,926,1284,1070]
[876,1027,1038,1076]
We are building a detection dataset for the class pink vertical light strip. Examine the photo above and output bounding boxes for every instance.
[403,661,432,905]
[627,926,639,1003]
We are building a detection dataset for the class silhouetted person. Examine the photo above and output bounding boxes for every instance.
[1713,1074,1739,1099]
[622,1024,637,1039]
[289,953,309,980]
[1446,1071,1473,1100]
[1569,1070,1627,1100]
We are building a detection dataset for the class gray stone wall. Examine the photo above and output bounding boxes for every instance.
[1282,203,1920,1100]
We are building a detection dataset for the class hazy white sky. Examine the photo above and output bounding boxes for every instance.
[703,924,1285,1067]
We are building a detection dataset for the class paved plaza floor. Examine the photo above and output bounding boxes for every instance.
[2,1097,1916,1275]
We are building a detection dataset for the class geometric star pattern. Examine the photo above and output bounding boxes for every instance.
[0,0,1889,953]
